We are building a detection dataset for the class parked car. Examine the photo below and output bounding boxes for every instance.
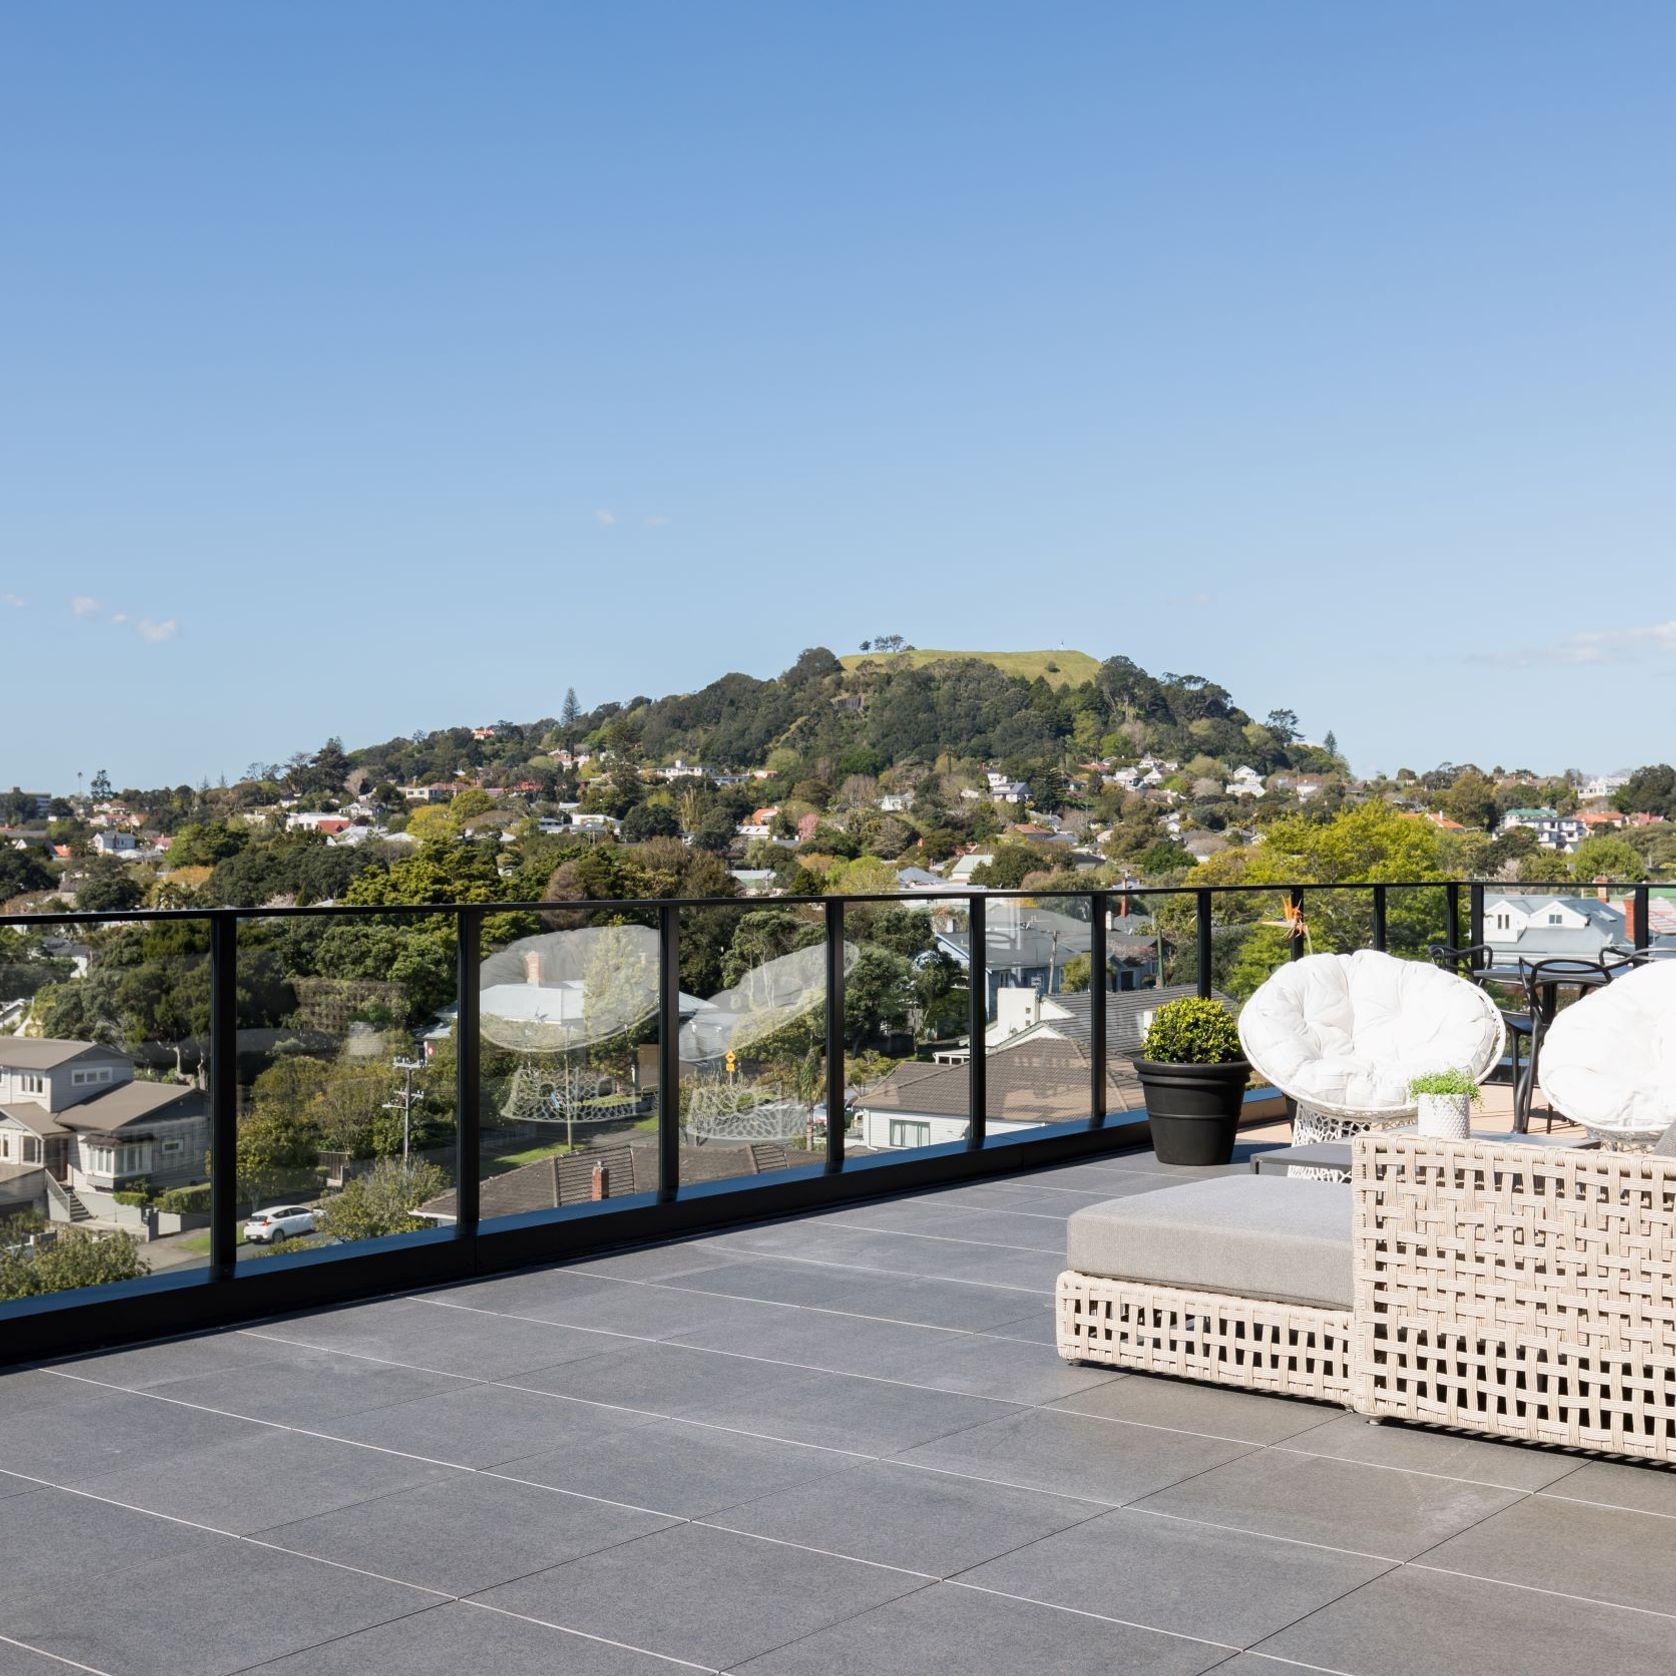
[242,1205,317,1244]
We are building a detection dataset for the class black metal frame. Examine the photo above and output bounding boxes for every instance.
[0,877,1655,1367]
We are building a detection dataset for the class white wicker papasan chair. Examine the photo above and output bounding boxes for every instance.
[1238,949,1507,1145]
[1537,959,1676,1149]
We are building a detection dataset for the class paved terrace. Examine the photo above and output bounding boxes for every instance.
[3,1116,1675,1676]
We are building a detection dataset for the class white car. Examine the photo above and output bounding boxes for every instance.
[243,1205,317,1244]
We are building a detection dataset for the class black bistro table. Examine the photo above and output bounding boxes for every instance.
[1476,954,1643,1130]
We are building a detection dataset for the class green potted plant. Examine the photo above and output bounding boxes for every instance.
[1135,997,1251,1165]
[1407,1068,1480,1140]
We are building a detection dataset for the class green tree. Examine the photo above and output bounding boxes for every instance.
[74,866,145,913]
[315,1157,447,1242]
[1613,765,1676,820]
[1135,840,1194,876]
[1518,849,1573,884]
[970,843,1049,890]
[1570,835,1646,883]
[0,1226,148,1300]
[622,803,680,842]
[842,946,916,1048]
[1441,769,1500,833]
[0,848,54,900]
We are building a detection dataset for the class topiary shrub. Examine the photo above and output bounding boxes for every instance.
[156,1183,212,1215]
[1140,997,1244,1065]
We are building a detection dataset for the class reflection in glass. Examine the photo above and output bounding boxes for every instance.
[235,913,457,1263]
[0,917,213,1301]
[477,918,661,1219]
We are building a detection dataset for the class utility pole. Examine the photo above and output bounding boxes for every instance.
[384,1056,427,1165]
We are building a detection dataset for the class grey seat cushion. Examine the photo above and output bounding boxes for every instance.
[1066,1175,1352,1310]
[1653,1122,1676,1158]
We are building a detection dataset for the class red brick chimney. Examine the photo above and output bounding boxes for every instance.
[1595,875,1609,904]
[524,950,542,985]
[1622,893,1638,948]
[591,1162,609,1201]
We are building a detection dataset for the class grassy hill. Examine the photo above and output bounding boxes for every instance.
[838,648,1101,689]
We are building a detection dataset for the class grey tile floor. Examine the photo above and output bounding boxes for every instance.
[5,1144,1676,1675]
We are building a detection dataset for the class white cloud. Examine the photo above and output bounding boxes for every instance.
[643,515,672,528]
[594,508,617,526]
[135,618,178,644]
[71,595,101,618]
[111,611,128,624]
[1514,620,1676,667]
[0,593,23,608]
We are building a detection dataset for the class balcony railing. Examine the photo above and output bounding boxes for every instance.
[0,879,1654,1364]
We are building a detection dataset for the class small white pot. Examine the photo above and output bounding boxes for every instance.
[1416,1092,1472,1140]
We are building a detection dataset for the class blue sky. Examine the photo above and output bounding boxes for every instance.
[6,1,1674,790]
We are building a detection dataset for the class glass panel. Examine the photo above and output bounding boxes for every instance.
[0,914,213,1302]
[845,896,970,1157]
[677,900,833,1186]
[477,908,660,1221]
[235,911,456,1265]
[980,893,1098,1141]
[1307,886,1375,962]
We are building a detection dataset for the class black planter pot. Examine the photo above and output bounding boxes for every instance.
[1134,1058,1252,1166]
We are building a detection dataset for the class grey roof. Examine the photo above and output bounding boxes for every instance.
[0,1103,66,1136]
[0,1039,126,1071]
[60,1082,206,1133]
[421,1147,655,1221]
[1026,985,1235,1057]
[940,905,1096,971]
[855,1037,1147,1124]
[1486,895,1624,932]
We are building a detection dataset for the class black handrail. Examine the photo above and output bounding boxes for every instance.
[2,875,1661,1366]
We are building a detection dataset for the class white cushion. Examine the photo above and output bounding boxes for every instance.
[1238,950,1504,1119]
[1539,961,1676,1139]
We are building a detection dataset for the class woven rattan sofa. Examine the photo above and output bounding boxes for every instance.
[1058,1131,1676,1460]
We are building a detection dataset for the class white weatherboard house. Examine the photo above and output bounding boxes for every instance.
[1500,807,1587,853]
[0,1039,209,1218]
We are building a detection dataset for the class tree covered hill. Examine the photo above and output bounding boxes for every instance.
[342,647,1328,792]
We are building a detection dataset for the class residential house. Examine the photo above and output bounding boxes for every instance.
[1225,766,1266,799]
[893,866,946,894]
[852,1038,1148,1150]
[1482,893,1629,961]
[944,852,993,887]
[0,1039,209,1220]
[1182,832,1229,863]
[737,805,781,839]
[1500,807,1587,853]
[1576,808,1627,833]
[1581,774,1629,802]
[92,829,139,857]
[985,773,1029,804]
[985,984,1223,1055]
[877,793,912,814]
[934,902,1095,1006]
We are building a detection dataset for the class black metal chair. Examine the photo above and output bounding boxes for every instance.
[1513,950,1645,1132]
[1428,943,1536,1130]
